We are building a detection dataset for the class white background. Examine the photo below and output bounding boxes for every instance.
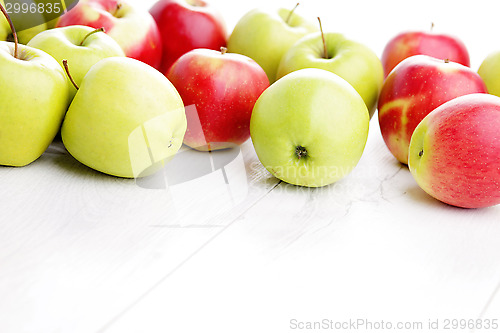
[1,1,500,333]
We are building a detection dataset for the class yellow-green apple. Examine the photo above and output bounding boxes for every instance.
[409,93,500,208]
[250,68,369,187]
[0,3,70,166]
[227,6,317,83]
[167,47,269,151]
[57,0,163,69]
[0,0,48,44]
[478,51,500,97]
[378,55,487,164]
[149,0,227,75]
[61,57,187,178]
[277,31,383,118]
[28,25,125,99]
[381,30,470,77]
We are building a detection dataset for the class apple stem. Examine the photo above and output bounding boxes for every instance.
[62,60,80,91]
[286,3,299,24]
[115,2,122,13]
[220,46,227,55]
[431,22,435,32]
[0,2,18,59]
[317,17,328,59]
[444,58,450,63]
[80,27,106,46]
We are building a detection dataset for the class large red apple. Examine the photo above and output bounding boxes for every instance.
[150,0,227,75]
[167,48,269,151]
[57,0,162,69]
[378,55,487,164]
[381,30,470,77]
[409,93,500,209]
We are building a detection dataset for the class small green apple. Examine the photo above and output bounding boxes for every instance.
[277,32,384,117]
[0,0,9,40]
[227,6,317,83]
[478,51,500,97]
[0,41,70,166]
[0,0,48,44]
[250,68,369,187]
[61,57,187,178]
[28,25,125,99]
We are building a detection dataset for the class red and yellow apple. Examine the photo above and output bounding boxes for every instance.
[167,48,269,151]
[149,0,227,75]
[378,55,487,164]
[409,93,500,209]
[57,0,162,69]
[381,30,470,77]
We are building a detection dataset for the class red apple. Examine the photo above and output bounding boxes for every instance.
[166,48,269,151]
[378,55,487,164]
[381,30,470,77]
[150,0,227,75]
[57,0,162,69]
[409,93,500,209]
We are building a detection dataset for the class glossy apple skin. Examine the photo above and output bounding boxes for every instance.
[0,42,70,166]
[378,55,487,164]
[478,50,500,98]
[28,25,125,100]
[227,8,317,84]
[277,32,384,118]
[57,0,162,69]
[409,94,500,209]
[381,31,470,77]
[167,48,269,151]
[250,68,369,187]
[150,0,227,75]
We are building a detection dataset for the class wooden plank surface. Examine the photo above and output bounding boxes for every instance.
[1,1,500,332]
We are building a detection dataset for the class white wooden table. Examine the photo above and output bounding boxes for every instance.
[1,1,500,332]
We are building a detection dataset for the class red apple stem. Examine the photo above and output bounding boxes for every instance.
[220,46,227,55]
[317,17,328,59]
[80,27,106,46]
[0,2,18,59]
[62,59,80,90]
[286,3,299,24]
[431,22,435,32]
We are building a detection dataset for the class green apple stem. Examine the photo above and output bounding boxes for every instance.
[317,17,328,59]
[286,3,299,24]
[62,59,80,90]
[80,27,106,46]
[0,2,18,59]
[220,46,227,55]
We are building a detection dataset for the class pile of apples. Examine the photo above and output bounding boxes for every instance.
[0,0,499,209]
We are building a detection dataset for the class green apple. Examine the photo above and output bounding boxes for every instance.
[61,57,187,178]
[0,0,48,44]
[277,32,384,118]
[227,6,317,83]
[0,41,70,166]
[478,50,500,97]
[16,23,48,44]
[0,0,9,40]
[250,68,369,187]
[28,25,125,99]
